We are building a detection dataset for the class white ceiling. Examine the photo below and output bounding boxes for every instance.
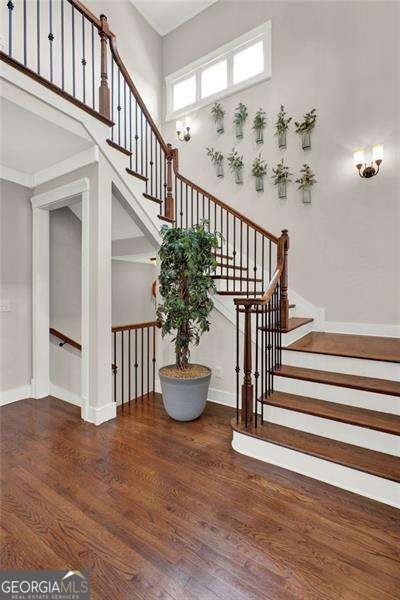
[0,98,92,174]
[70,197,144,241]
[131,0,218,36]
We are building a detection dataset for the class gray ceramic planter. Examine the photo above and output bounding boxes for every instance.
[159,365,211,421]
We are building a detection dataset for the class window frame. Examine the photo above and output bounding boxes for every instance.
[165,21,272,122]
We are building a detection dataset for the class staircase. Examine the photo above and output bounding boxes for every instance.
[2,0,399,506]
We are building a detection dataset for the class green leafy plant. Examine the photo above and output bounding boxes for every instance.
[233,102,248,125]
[251,154,267,177]
[271,158,292,184]
[227,149,244,173]
[206,147,224,165]
[253,108,267,131]
[275,104,292,135]
[296,164,317,189]
[156,222,220,370]
[211,102,225,122]
[295,108,317,134]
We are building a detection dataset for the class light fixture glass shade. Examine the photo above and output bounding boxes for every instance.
[176,120,183,132]
[372,144,383,162]
[353,149,364,166]
[184,116,191,128]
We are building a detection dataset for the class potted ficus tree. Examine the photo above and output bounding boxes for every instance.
[251,154,267,192]
[206,147,224,177]
[295,108,317,149]
[233,102,248,139]
[227,149,244,184]
[157,222,220,421]
[275,104,292,149]
[296,164,317,203]
[253,108,266,144]
[211,102,225,134]
[272,158,292,198]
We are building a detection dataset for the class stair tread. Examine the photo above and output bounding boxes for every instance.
[216,263,248,271]
[106,138,132,156]
[212,275,262,282]
[217,291,264,296]
[262,390,400,435]
[231,418,400,482]
[214,253,234,260]
[260,317,313,333]
[285,331,400,363]
[143,193,162,205]
[126,167,148,182]
[273,365,400,397]
[158,215,175,224]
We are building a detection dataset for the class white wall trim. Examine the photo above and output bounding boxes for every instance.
[0,384,32,406]
[208,386,235,407]
[0,164,34,187]
[232,431,400,509]
[49,383,82,407]
[31,177,90,209]
[83,402,117,426]
[34,146,99,186]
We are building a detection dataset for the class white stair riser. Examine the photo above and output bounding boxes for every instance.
[282,350,400,381]
[281,321,314,345]
[274,376,400,415]
[232,432,400,508]
[263,405,400,456]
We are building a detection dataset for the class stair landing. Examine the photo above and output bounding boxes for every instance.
[285,332,400,363]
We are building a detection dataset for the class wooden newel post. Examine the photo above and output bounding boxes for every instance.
[241,305,253,426]
[165,144,175,221]
[279,229,289,331]
[98,14,110,120]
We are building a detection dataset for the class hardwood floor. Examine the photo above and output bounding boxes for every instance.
[1,396,399,599]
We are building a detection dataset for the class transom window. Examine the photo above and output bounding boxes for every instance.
[165,22,271,121]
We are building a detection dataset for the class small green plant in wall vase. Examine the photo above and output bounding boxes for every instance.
[295,108,317,149]
[206,147,224,178]
[275,104,292,149]
[296,164,317,203]
[253,108,267,144]
[233,102,248,139]
[251,154,267,192]
[272,158,292,198]
[227,149,244,184]
[211,102,225,134]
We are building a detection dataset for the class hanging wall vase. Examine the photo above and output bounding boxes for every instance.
[302,187,312,203]
[302,131,311,150]
[278,181,287,198]
[255,176,264,192]
[216,117,224,134]
[216,163,224,178]
[235,123,243,139]
[255,129,263,145]
[235,169,243,185]
[278,131,287,149]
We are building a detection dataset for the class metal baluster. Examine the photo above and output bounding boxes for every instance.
[121,331,124,408]
[185,184,188,229]
[255,305,259,428]
[145,121,148,192]
[135,99,138,171]
[246,225,249,297]
[140,111,143,175]
[6,0,14,57]
[124,79,127,149]
[113,331,117,403]
[91,23,95,108]
[150,132,153,197]
[128,329,131,405]
[226,210,229,291]
[236,305,240,424]
[117,68,121,144]
[111,59,114,139]
[81,14,86,103]
[261,302,264,424]
[129,91,132,170]
[240,221,243,292]
[23,0,27,65]
[61,0,65,88]
[71,4,75,96]
[141,328,144,400]
[134,329,138,401]
[152,325,156,396]
[147,327,150,398]
[36,0,40,73]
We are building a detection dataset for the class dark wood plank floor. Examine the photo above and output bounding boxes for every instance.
[1,396,399,599]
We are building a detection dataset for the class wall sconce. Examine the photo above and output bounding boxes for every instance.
[354,145,383,178]
[176,117,191,142]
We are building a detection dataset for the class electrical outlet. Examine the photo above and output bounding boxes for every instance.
[0,300,11,313]
[215,366,222,379]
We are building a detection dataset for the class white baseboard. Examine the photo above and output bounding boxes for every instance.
[0,384,32,406]
[49,383,82,407]
[232,430,400,508]
[320,320,400,338]
[82,402,116,426]
[208,386,236,407]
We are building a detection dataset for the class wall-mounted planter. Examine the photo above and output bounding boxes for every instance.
[302,132,311,149]
[278,181,287,198]
[255,176,264,192]
[216,117,224,134]
[302,188,312,203]
[235,123,243,139]
[255,129,263,145]
[278,131,287,149]
[235,169,243,184]
[216,163,224,178]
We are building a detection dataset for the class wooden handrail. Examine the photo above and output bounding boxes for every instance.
[66,0,104,30]
[112,320,160,333]
[50,328,82,351]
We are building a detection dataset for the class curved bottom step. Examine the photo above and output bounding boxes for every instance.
[231,418,400,508]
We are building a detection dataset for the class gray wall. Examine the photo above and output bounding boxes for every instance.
[112,260,156,326]
[0,180,32,391]
[162,0,400,325]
